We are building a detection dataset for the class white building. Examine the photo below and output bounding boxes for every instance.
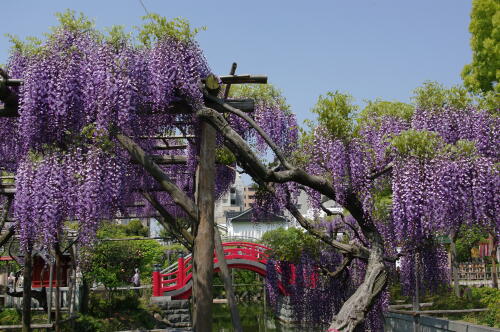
[226,208,289,240]
[214,173,246,225]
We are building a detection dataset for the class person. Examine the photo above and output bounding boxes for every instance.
[131,268,140,296]
[132,268,140,287]
[7,272,15,292]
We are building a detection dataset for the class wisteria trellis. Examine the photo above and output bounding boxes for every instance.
[0,17,498,332]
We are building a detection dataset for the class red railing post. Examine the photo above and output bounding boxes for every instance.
[152,264,161,297]
[177,256,185,287]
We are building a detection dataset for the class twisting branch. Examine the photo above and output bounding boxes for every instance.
[320,256,353,278]
[204,92,292,169]
[115,133,199,222]
[0,68,20,117]
[0,227,15,249]
[141,192,193,250]
[196,107,336,199]
[0,196,13,233]
[0,196,15,248]
[285,201,370,260]
[368,162,393,180]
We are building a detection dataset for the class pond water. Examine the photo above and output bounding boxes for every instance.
[212,302,325,332]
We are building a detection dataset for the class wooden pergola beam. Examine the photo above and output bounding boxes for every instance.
[152,144,188,151]
[219,75,267,85]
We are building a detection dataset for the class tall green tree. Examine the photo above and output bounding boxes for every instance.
[462,0,500,93]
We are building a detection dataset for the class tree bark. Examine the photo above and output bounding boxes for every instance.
[214,227,242,332]
[192,120,216,332]
[116,133,199,222]
[141,192,193,249]
[449,230,461,297]
[328,247,387,332]
[489,232,498,289]
[22,248,32,332]
[54,243,63,332]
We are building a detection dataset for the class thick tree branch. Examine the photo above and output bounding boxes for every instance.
[0,226,15,248]
[197,107,336,199]
[204,92,292,169]
[115,133,198,222]
[0,196,13,233]
[141,192,193,249]
[320,256,353,278]
[286,202,369,260]
[368,162,393,180]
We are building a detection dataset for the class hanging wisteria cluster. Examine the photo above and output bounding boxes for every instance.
[265,251,349,327]
[0,19,302,252]
[287,104,498,328]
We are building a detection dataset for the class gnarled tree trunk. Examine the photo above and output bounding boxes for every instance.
[328,246,387,332]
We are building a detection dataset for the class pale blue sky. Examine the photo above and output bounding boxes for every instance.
[0,0,472,124]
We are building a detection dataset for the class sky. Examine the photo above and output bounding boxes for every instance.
[0,0,473,125]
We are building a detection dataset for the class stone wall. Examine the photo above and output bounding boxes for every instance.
[150,297,192,329]
[385,312,500,332]
[273,295,297,324]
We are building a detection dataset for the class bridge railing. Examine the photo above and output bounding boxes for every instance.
[152,241,271,297]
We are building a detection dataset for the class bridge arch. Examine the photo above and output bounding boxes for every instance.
[152,242,271,299]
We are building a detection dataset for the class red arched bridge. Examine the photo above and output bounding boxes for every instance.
[152,241,318,299]
[152,242,270,299]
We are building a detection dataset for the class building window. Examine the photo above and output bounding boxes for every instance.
[230,188,236,193]
[230,199,236,205]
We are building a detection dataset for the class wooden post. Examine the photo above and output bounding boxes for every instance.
[193,107,217,332]
[54,243,62,332]
[47,262,54,323]
[412,252,420,332]
[22,248,32,332]
[450,230,461,297]
[214,227,242,332]
[489,233,498,289]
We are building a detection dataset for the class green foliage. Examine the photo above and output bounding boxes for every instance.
[391,284,500,328]
[390,129,479,161]
[456,225,488,261]
[7,10,204,57]
[0,308,21,325]
[474,287,500,327]
[6,34,43,56]
[228,84,290,111]
[83,222,165,289]
[411,81,474,110]
[123,219,149,237]
[53,9,95,33]
[215,146,237,165]
[104,25,132,50]
[462,0,500,93]
[261,227,320,262]
[428,287,500,328]
[213,269,263,299]
[85,238,164,289]
[137,13,206,46]
[371,178,393,221]
[310,91,358,140]
[390,129,443,159]
[65,293,159,332]
[97,220,148,238]
[358,99,414,124]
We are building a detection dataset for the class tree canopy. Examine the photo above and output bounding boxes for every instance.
[462,0,500,93]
